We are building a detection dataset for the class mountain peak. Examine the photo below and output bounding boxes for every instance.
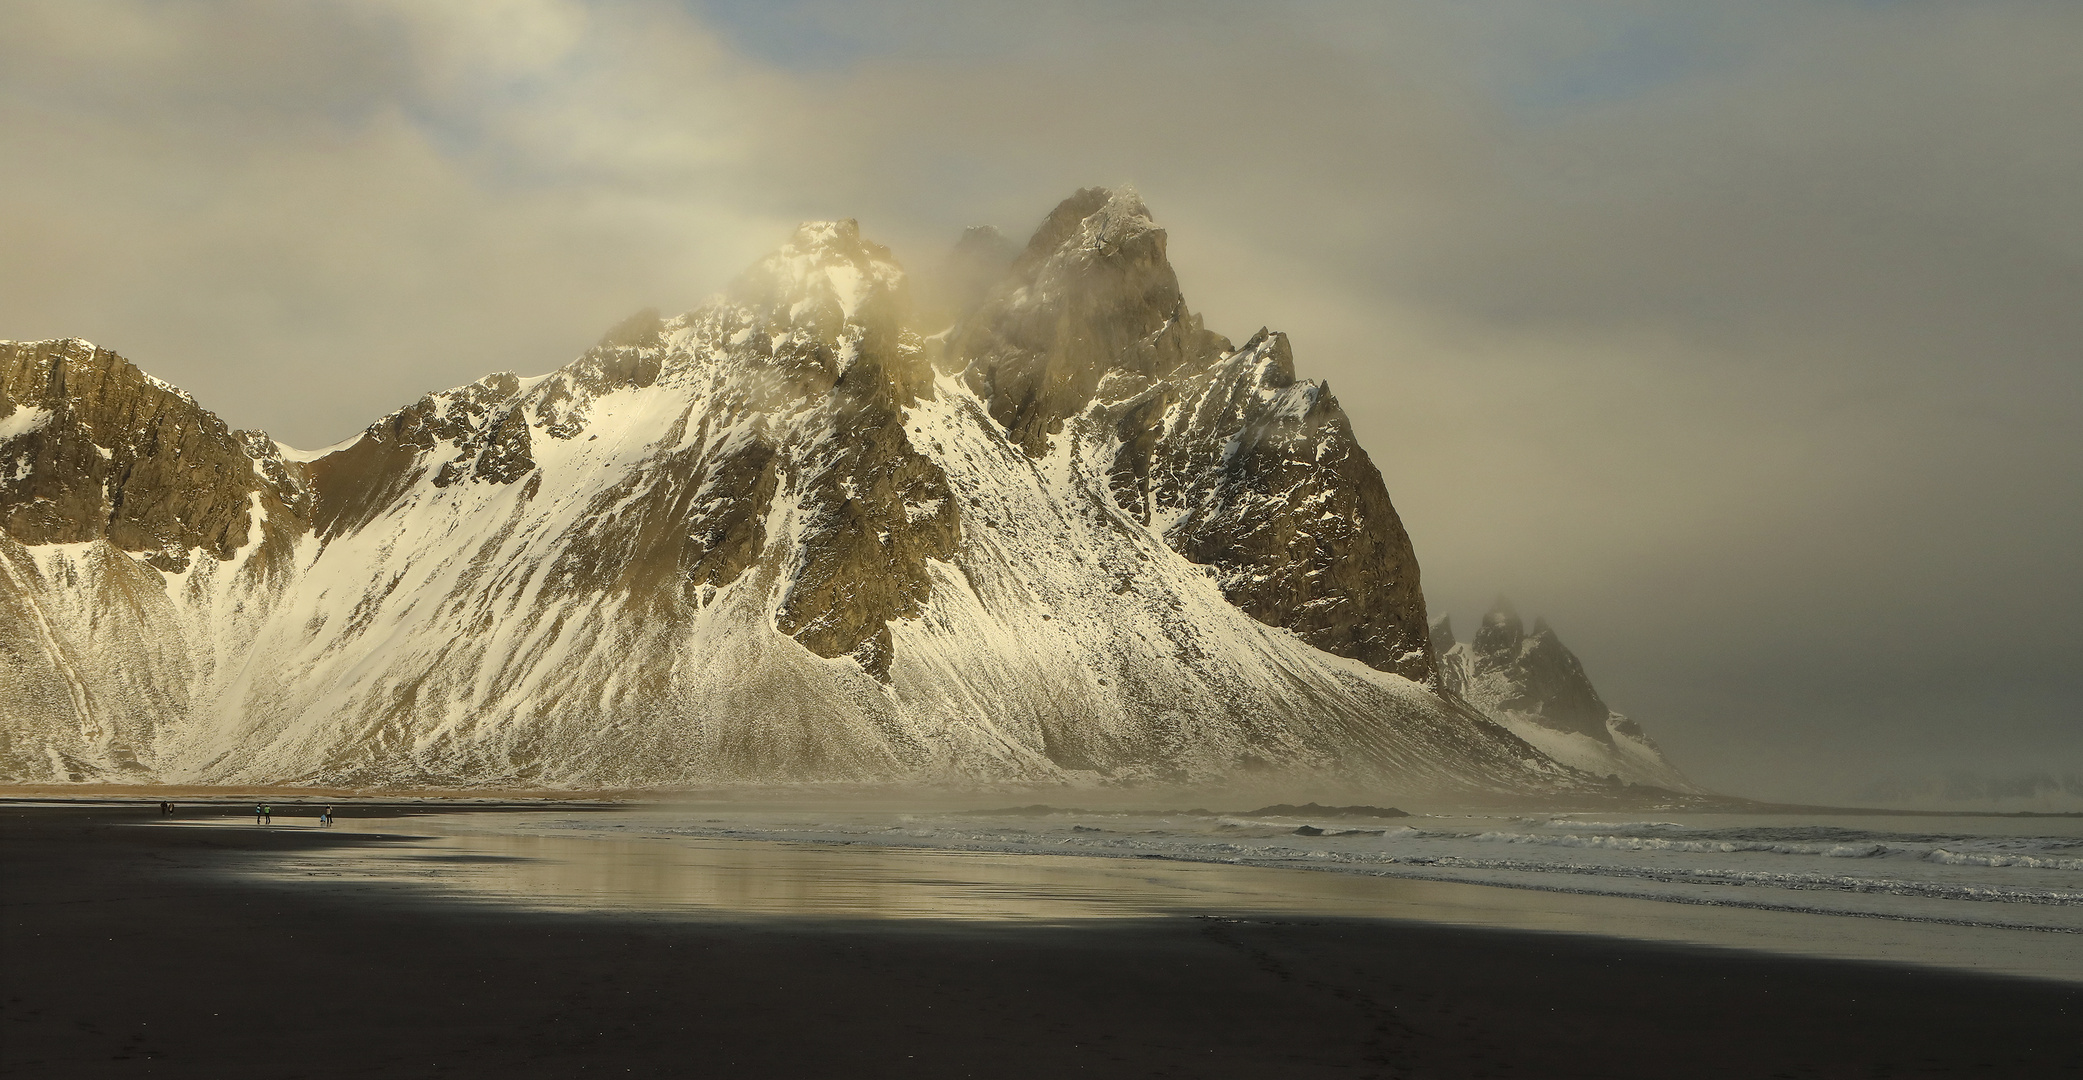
[1072,185,1155,252]
[1015,185,1160,271]
[954,185,1218,454]
[797,216,861,244]
[732,218,906,326]
[1430,595,1692,788]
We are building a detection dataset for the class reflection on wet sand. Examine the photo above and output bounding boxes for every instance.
[200,812,2083,984]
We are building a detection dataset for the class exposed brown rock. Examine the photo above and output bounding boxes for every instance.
[1,339,305,571]
[416,221,963,678]
[311,371,541,536]
[774,357,961,678]
[1147,331,1437,682]
[953,191,1437,684]
[683,438,782,591]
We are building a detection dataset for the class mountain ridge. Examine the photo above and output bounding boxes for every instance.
[1,187,1684,794]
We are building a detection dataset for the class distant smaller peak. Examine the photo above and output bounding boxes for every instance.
[1428,615,1457,652]
[1483,595,1519,622]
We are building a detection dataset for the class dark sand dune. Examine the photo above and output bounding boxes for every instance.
[4,805,2077,1078]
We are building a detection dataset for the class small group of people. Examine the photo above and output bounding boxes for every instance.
[158,801,176,816]
[250,804,335,826]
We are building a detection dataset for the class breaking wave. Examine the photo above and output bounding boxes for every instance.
[1927,849,2083,871]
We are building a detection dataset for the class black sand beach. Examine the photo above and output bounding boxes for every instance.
[4,804,2078,1078]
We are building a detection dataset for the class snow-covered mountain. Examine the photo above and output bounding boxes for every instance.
[1432,600,1693,791]
[0,187,1681,793]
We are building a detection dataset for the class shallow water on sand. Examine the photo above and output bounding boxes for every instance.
[182,805,2083,984]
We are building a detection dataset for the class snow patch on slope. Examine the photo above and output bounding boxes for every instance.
[0,406,53,442]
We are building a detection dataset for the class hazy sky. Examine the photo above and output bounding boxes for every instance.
[3,1,2077,802]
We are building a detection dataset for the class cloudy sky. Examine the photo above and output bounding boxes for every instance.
[3,0,2077,803]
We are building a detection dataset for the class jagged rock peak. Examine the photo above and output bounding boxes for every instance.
[1464,600,1613,739]
[732,218,907,326]
[1016,185,1157,265]
[954,185,1224,455]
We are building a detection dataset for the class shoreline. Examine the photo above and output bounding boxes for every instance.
[7,802,2080,1078]
[106,810,2083,937]
[6,785,2078,818]
[191,805,2083,982]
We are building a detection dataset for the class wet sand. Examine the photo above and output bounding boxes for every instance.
[5,804,2079,1078]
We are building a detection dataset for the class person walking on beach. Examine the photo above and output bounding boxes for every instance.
[322,805,334,827]
[255,802,264,825]
[262,804,272,826]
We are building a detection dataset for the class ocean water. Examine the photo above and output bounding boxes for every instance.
[216,803,2083,983]
[483,806,2083,931]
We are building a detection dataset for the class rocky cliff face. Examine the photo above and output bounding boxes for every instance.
[1,189,1583,792]
[1433,600,1692,790]
[0,339,308,570]
[951,189,1437,683]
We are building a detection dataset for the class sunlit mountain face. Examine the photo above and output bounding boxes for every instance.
[0,188,1684,794]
